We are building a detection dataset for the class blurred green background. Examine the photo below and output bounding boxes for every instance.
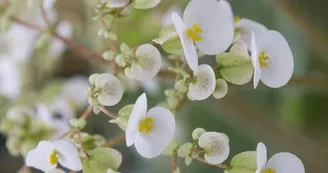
[1,0,328,172]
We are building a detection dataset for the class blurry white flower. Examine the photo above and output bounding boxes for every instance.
[36,99,74,139]
[26,140,82,172]
[49,21,73,58]
[161,6,182,27]
[235,18,267,47]
[0,56,21,99]
[126,93,176,158]
[94,73,124,106]
[198,132,230,164]
[187,64,216,101]
[60,76,89,108]
[256,142,305,173]
[104,0,130,8]
[125,44,162,81]
[250,30,294,88]
[171,0,233,71]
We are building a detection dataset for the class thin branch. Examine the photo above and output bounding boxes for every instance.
[99,106,117,119]
[81,105,93,119]
[172,149,178,172]
[10,17,108,64]
[76,129,90,157]
[103,133,125,147]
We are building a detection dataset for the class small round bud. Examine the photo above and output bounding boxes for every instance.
[104,31,117,41]
[213,78,228,99]
[192,128,206,140]
[89,73,100,85]
[175,79,188,93]
[115,54,127,67]
[97,28,106,36]
[177,142,192,158]
[102,51,115,61]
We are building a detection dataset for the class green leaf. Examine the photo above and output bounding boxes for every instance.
[177,142,192,158]
[132,0,161,9]
[217,53,253,85]
[224,167,256,173]
[230,151,257,170]
[109,104,134,131]
[162,37,184,55]
[153,25,179,45]
[83,148,122,173]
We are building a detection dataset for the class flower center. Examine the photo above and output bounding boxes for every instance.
[261,168,276,173]
[258,51,270,68]
[138,117,154,134]
[187,24,203,42]
[48,150,58,165]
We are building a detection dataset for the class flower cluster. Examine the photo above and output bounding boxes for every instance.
[0,0,305,173]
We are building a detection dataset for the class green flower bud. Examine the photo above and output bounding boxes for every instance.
[192,128,206,140]
[97,28,106,36]
[185,156,193,166]
[102,51,115,61]
[164,89,175,97]
[104,31,117,41]
[89,73,100,85]
[167,96,179,109]
[109,104,134,131]
[6,137,20,157]
[175,79,188,93]
[213,78,228,99]
[70,118,87,129]
[120,43,134,57]
[93,106,101,115]
[115,54,127,67]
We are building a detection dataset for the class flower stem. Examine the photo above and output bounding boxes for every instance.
[103,133,125,147]
[99,106,117,119]
[172,149,178,172]
[81,105,93,119]
[195,157,229,169]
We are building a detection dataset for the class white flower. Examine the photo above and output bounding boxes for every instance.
[256,142,305,173]
[125,44,162,81]
[161,6,182,27]
[26,140,82,172]
[187,64,216,101]
[104,0,130,8]
[250,30,294,88]
[94,73,124,106]
[235,18,267,48]
[219,0,233,21]
[126,93,176,158]
[60,76,89,108]
[49,21,73,58]
[171,0,233,71]
[0,57,21,100]
[198,132,230,164]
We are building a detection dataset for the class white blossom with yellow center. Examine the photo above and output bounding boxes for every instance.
[256,142,305,173]
[171,0,234,72]
[126,93,176,158]
[94,73,124,106]
[104,0,130,8]
[250,30,294,88]
[26,140,82,172]
[235,18,268,47]
[198,132,230,164]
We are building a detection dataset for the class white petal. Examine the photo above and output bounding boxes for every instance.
[46,168,66,173]
[54,140,82,171]
[183,0,233,55]
[133,44,162,80]
[256,142,267,170]
[220,0,233,21]
[105,0,130,8]
[134,107,175,158]
[96,73,124,106]
[61,76,89,108]
[198,132,230,164]
[188,64,216,101]
[256,30,294,88]
[126,93,148,147]
[250,31,261,88]
[161,6,183,27]
[0,57,21,99]
[266,152,305,173]
[235,19,267,47]
[172,12,198,72]
[26,141,56,172]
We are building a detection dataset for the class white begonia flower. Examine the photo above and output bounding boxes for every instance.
[126,93,176,158]
[187,64,216,101]
[104,0,130,8]
[250,30,294,88]
[125,44,162,81]
[235,18,267,47]
[198,132,230,164]
[171,0,234,71]
[45,168,66,173]
[161,6,183,27]
[95,73,124,106]
[256,142,305,173]
[0,57,21,100]
[26,140,82,172]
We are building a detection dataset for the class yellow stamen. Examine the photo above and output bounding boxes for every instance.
[138,117,154,134]
[258,51,270,68]
[261,168,276,173]
[187,24,203,42]
[48,150,58,165]
[234,16,241,23]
